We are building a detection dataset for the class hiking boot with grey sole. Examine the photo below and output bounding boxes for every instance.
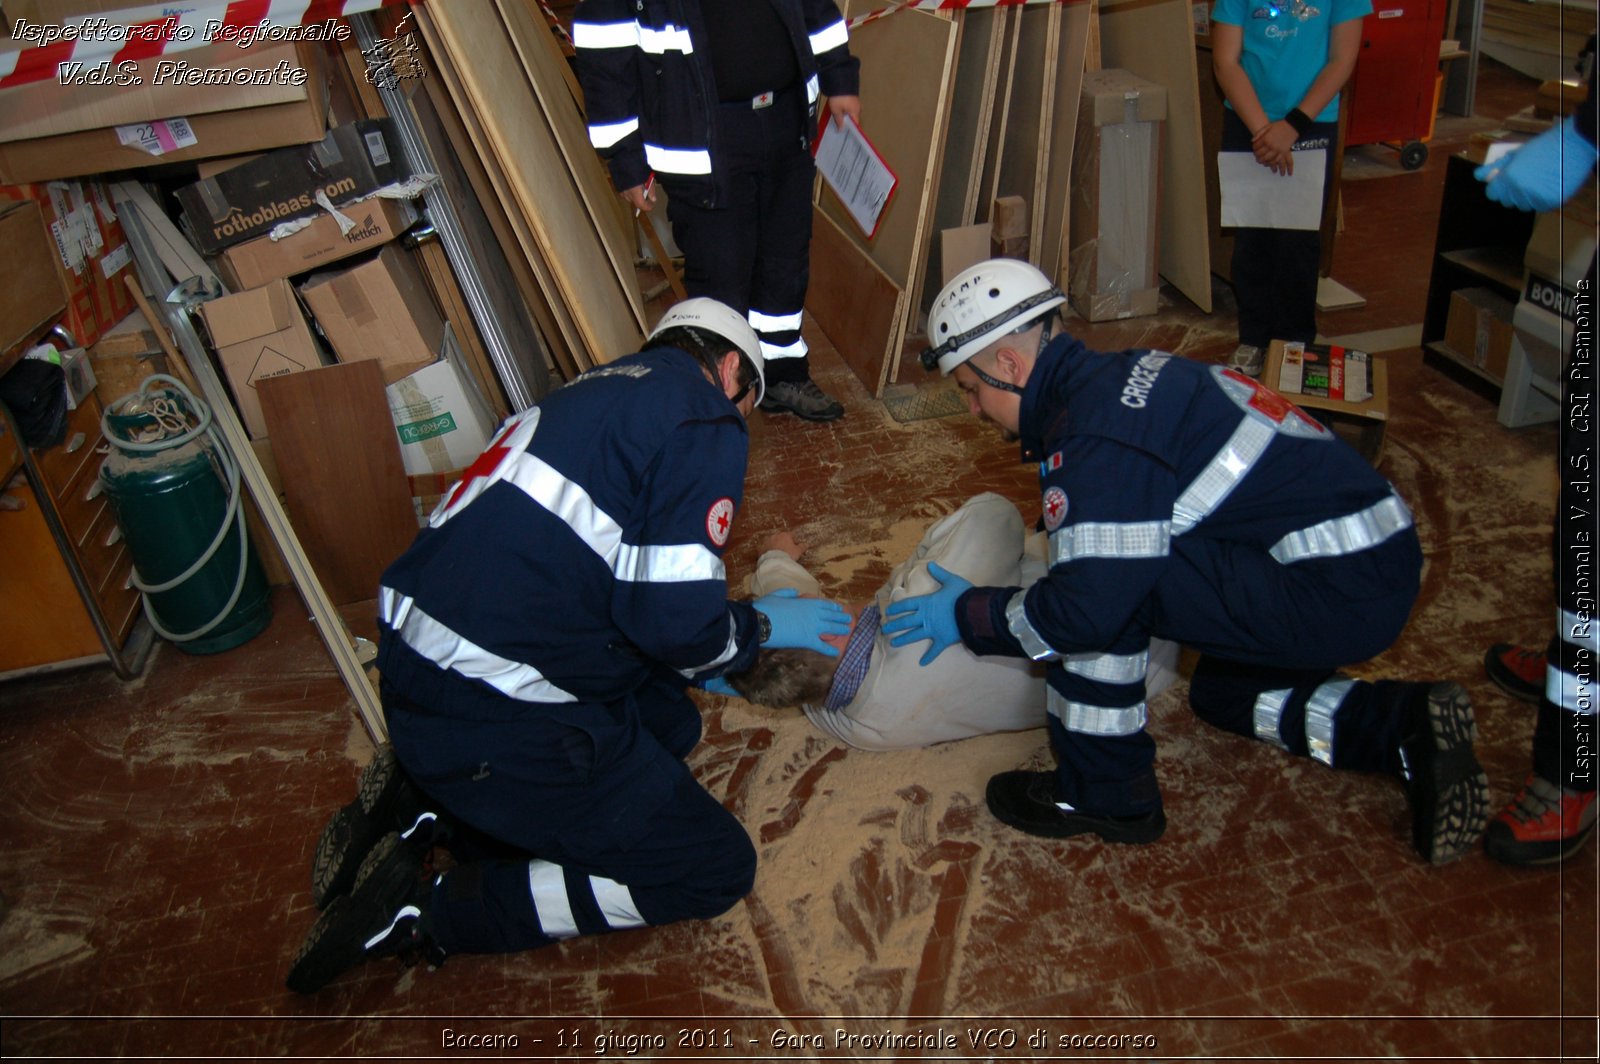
[1398,682,1489,865]
[759,379,844,422]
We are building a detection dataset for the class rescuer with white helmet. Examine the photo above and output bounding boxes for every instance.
[886,258,1487,866]
[287,296,850,994]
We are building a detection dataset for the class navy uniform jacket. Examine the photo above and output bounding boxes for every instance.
[573,0,860,206]
[957,335,1419,668]
[376,347,762,722]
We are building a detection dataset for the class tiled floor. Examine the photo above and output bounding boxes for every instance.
[3,59,1594,1060]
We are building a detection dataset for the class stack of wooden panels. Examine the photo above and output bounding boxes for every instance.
[1481,0,1594,82]
[414,0,646,378]
[810,0,1215,399]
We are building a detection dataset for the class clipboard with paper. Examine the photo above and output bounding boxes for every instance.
[814,114,898,240]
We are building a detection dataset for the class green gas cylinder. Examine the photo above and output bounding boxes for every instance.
[98,379,270,655]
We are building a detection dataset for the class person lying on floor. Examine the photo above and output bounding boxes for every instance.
[721,492,1181,750]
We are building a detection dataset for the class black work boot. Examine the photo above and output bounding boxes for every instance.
[312,745,442,909]
[759,379,845,422]
[287,831,443,994]
[986,770,1166,844]
[1397,682,1489,865]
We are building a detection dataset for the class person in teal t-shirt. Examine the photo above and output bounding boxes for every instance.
[1210,0,1371,372]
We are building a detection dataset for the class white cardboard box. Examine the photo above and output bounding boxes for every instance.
[385,327,495,478]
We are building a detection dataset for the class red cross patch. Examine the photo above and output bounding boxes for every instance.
[1220,368,1327,434]
[706,497,735,547]
[1042,486,1069,531]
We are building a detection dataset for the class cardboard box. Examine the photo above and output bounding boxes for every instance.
[197,279,326,438]
[1068,69,1166,322]
[86,311,168,404]
[1265,340,1390,464]
[386,330,496,479]
[0,200,68,358]
[216,196,419,290]
[0,90,330,186]
[300,244,443,384]
[1445,287,1516,381]
[176,119,410,254]
[0,178,137,349]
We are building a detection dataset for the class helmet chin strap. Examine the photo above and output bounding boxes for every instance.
[971,313,1055,396]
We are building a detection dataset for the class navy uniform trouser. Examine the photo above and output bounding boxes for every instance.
[383,677,756,956]
[662,82,814,384]
[1221,108,1338,351]
[1050,528,1425,817]
[1533,255,1598,792]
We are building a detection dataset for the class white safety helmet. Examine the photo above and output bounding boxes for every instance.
[648,297,766,405]
[922,259,1067,375]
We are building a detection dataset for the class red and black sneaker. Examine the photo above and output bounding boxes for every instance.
[1484,774,1598,866]
[1483,643,1546,704]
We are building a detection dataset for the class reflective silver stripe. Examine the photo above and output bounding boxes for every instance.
[588,117,640,149]
[1171,417,1275,535]
[805,74,820,104]
[1252,688,1292,750]
[749,309,803,332]
[1269,493,1413,564]
[1047,687,1147,736]
[759,337,807,360]
[1064,649,1150,685]
[1561,607,1600,654]
[589,876,646,930]
[809,19,849,55]
[379,588,579,704]
[501,450,627,569]
[684,615,742,678]
[571,19,637,49]
[1304,677,1355,766]
[1005,589,1059,662]
[364,905,422,950]
[645,143,713,175]
[638,23,694,54]
[615,541,723,584]
[529,860,579,938]
[1051,520,1171,563]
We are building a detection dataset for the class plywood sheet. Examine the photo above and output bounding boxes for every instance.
[817,10,958,289]
[806,209,904,398]
[1099,0,1212,312]
[418,3,644,370]
[1039,2,1092,282]
[978,9,1022,223]
[257,360,418,607]
[990,4,1054,260]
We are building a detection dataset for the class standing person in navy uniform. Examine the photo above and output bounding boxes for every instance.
[573,0,861,422]
[884,259,1488,865]
[286,299,851,993]
[1474,59,1599,865]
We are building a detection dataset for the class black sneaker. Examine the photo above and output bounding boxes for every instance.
[1397,682,1489,865]
[287,831,442,995]
[985,770,1166,844]
[311,745,439,909]
[760,379,844,422]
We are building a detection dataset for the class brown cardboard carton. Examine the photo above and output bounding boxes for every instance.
[216,197,419,290]
[197,279,326,438]
[1444,287,1517,381]
[1068,69,1166,322]
[1264,340,1390,464]
[299,245,444,384]
[0,200,68,358]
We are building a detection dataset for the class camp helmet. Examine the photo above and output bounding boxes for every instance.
[648,297,766,405]
[922,259,1066,375]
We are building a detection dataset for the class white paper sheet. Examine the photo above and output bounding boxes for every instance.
[814,115,898,239]
[1218,149,1327,231]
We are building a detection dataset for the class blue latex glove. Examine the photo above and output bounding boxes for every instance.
[880,561,973,666]
[752,588,852,657]
[1475,117,1598,213]
[699,675,739,697]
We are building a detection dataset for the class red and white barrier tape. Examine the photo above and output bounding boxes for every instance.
[0,0,414,90]
[533,0,575,47]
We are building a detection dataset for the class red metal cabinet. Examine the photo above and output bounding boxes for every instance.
[1344,0,1449,168]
